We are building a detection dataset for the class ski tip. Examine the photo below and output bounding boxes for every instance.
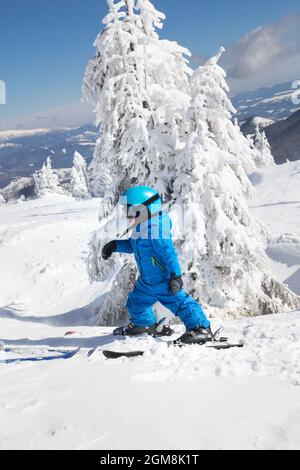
[64,331,78,337]
[65,347,81,358]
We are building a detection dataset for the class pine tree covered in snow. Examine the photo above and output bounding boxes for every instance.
[0,194,6,205]
[83,0,192,323]
[83,5,299,323]
[83,0,192,207]
[69,151,89,199]
[191,48,256,198]
[169,49,299,316]
[83,0,151,206]
[134,0,193,196]
[253,126,275,168]
[34,157,62,198]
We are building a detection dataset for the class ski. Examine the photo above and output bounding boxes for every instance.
[103,350,144,359]
[87,319,170,358]
[0,347,81,364]
[204,341,244,350]
[102,341,244,359]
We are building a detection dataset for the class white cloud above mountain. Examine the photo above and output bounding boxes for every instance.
[0,102,94,132]
[192,13,300,94]
[225,14,300,79]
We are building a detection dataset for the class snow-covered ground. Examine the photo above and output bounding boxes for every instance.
[250,160,300,295]
[0,162,300,450]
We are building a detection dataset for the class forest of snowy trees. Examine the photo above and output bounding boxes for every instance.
[33,152,89,199]
[81,0,299,324]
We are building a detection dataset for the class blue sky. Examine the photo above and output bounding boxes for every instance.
[0,0,300,128]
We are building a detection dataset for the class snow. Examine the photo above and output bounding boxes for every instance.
[0,313,300,450]
[0,162,300,449]
[0,129,50,141]
[249,160,300,297]
[0,194,102,318]
[249,161,300,235]
[261,92,295,104]
[251,116,275,128]
[0,143,21,149]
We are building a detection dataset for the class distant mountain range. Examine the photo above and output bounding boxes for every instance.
[232,81,299,121]
[0,124,97,188]
[0,81,299,188]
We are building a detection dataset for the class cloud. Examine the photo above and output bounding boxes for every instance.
[191,13,300,94]
[224,13,300,79]
[0,102,95,131]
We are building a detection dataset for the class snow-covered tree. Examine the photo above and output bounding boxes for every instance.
[83,0,192,323]
[0,194,6,205]
[83,5,299,324]
[69,151,89,199]
[83,0,192,207]
[83,0,150,206]
[34,157,62,197]
[135,0,193,195]
[191,48,256,198]
[169,50,299,317]
[253,126,275,168]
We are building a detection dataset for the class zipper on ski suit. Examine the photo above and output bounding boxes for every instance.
[151,256,165,271]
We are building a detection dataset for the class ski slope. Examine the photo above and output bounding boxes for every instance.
[250,160,300,295]
[0,162,300,450]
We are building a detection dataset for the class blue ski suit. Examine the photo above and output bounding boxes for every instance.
[116,211,210,330]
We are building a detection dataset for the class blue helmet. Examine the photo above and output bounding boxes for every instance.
[119,186,162,215]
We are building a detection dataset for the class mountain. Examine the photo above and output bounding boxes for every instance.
[0,124,97,188]
[240,116,275,135]
[265,110,300,164]
[1,80,299,190]
[241,110,300,164]
[232,81,300,122]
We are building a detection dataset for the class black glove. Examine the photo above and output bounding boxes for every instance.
[169,274,183,294]
[102,241,117,260]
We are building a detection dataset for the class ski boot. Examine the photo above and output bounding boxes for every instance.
[113,318,174,338]
[174,327,214,346]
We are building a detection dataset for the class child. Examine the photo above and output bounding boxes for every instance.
[102,186,212,345]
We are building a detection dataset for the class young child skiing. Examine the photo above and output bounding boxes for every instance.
[102,186,212,345]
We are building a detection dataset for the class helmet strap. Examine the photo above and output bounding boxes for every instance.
[133,193,160,214]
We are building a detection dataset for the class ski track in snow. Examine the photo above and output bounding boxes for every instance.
[0,163,300,450]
